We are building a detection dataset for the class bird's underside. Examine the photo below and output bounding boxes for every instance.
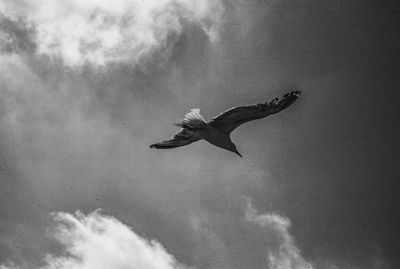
[150,90,301,157]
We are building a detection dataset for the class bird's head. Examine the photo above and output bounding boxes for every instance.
[234,149,242,158]
[228,143,242,158]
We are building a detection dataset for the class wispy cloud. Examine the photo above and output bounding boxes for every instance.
[0,14,36,54]
[244,198,314,269]
[1,210,190,269]
[1,0,223,66]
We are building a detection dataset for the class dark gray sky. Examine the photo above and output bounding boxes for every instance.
[0,0,399,268]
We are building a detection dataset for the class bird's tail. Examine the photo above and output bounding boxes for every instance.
[175,108,206,129]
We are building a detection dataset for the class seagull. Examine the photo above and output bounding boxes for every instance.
[150,90,301,157]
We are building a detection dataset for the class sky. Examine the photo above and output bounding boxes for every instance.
[0,0,399,268]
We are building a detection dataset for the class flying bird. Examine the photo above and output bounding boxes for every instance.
[150,90,301,157]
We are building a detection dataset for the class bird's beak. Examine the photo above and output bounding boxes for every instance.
[235,150,243,158]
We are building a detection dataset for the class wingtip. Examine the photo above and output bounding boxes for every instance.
[283,90,301,99]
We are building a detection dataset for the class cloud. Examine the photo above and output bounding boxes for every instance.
[244,198,314,269]
[1,210,190,269]
[0,14,36,54]
[0,0,223,66]
[0,264,19,269]
[0,54,194,267]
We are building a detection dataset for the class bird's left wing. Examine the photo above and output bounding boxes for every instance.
[209,90,301,134]
[150,128,201,149]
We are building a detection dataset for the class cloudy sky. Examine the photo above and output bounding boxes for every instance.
[0,0,399,268]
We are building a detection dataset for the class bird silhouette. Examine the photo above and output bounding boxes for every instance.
[150,90,301,157]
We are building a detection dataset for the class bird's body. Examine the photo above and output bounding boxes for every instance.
[150,90,301,157]
[200,125,240,156]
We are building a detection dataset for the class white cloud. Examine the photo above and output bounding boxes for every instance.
[244,199,315,269]
[1,210,190,269]
[0,0,223,66]
[0,263,19,269]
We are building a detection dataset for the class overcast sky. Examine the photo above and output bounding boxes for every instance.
[0,0,399,268]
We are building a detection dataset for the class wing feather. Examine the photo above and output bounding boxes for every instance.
[150,128,201,149]
[210,90,301,133]
[175,108,206,129]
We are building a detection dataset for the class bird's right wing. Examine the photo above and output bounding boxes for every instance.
[209,90,301,134]
[175,108,206,129]
[150,128,201,149]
